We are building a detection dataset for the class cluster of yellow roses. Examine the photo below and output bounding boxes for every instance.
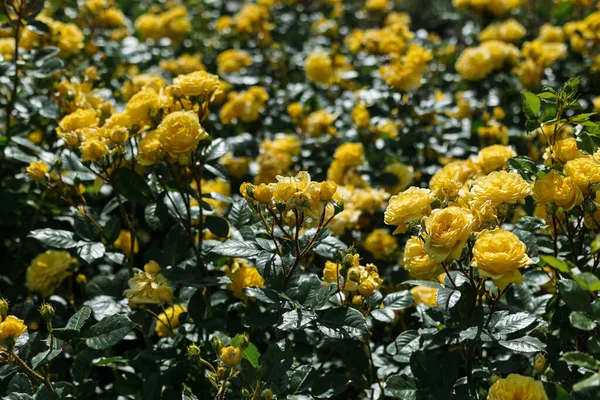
[48,69,219,168]
[323,253,383,304]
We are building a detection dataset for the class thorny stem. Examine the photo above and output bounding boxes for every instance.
[363,338,384,399]
[10,349,54,392]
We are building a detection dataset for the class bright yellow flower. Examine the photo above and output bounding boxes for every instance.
[363,229,397,260]
[217,49,252,74]
[125,88,160,125]
[224,258,265,299]
[26,250,77,297]
[410,286,438,307]
[384,187,435,234]
[487,374,548,400]
[477,145,517,173]
[58,109,97,133]
[220,346,243,367]
[157,111,208,159]
[113,230,139,256]
[563,158,600,195]
[382,163,414,195]
[402,236,443,280]
[80,137,109,162]
[469,171,530,208]
[172,70,220,99]
[471,229,532,290]
[155,305,187,337]
[27,161,48,181]
[533,170,583,211]
[0,315,27,341]
[124,261,174,306]
[424,206,473,262]
[305,50,333,84]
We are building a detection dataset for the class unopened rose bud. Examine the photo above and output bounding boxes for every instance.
[39,303,55,322]
[187,344,201,359]
[0,298,8,319]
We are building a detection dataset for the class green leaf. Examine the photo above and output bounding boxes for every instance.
[161,267,230,288]
[8,373,32,394]
[112,168,152,203]
[316,307,368,340]
[493,312,537,334]
[205,215,230,238]
[553,1,574,19]
[561,352,600,370]
[436,288,461,310]
[77,242,106,264]
[31,58,63,78]
[102,217,121,244]
[212,240,262,258]
[231,334,260,368]
[205,138,229,162]
[51,306,92,340]
[31,47,59,67]
[278,309,317,331]
[312,372,350,399]
[371,308,396,323]
[163,224,190,265]
[383,291,414,310]
[228,199,252,227]
[540,255,571,273]
[86,314,134,350]
[498,336,545,353]
[570,312,597,331]
[29,229,77,249]
[508,156,538,181]
[573,373,600,392]
[385,374,418,400]
[521,92,541,120]
[559,279,593,313]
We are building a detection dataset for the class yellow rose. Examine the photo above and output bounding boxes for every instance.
[253,183,272,204]
[323,261,341,283]
[124,261,174,306]
[424,206,472,262]
[319,181,337,201]
[113,230,139,256]
[430,159,479,199]
[410,286,438,307]
[220,346,243,367]
[477,145,517,173]
[125,88,160,125]
[26,250,77,297]
[533,170,583,211]
[551,138,584,163]
[157,111,209,159]
[471,229,532,290]
[138,130,163,166]
[363,229,397,260]
[351,103,370,128]
[172,70,220,98]
[217,49,252,74]
[470,171,530,208]
[287,102,303,119]
[58,109,97,132]
[27,161,48,181]
[382,163,414,195]
[384,187,435,234]
[487,374,548,400]
[402,236,443,280]
[564,157,600,195]
[0,315,27,342]
[224,259,265,299]
[80,137,109,162]
[305,50,333,84]
[155,305,187,337]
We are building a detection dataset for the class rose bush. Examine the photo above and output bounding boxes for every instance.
[1,0,600,399]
